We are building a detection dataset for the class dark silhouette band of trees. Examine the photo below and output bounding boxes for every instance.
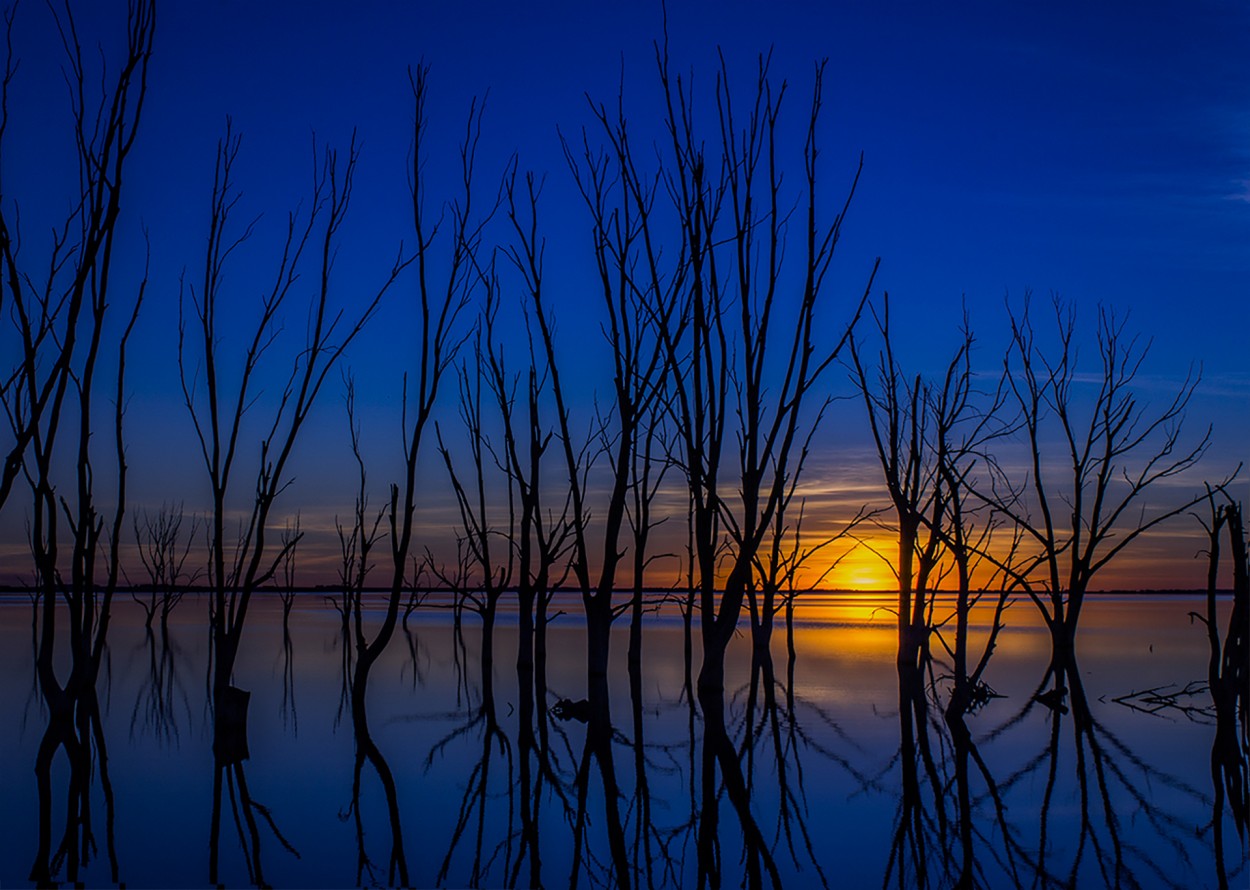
[1,4,1246,886]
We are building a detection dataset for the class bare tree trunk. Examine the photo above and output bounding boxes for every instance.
[586,598,613,678]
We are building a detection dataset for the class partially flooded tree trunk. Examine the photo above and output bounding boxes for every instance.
[517,590,535,673]
[586,596,612,679]
[750,587,776,657]
[535,593,551,680]
[698,628,730,692]
[481,596,498,678]
[785,597,797,670]
[1222,504,1248,710]
[627,581,644,674]
[682,594,695,694]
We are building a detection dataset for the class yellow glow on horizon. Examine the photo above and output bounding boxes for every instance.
[796,534,898,591]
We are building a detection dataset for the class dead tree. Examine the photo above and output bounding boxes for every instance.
[851,299,1018,710]
[757,496,865,671]
[643,50,874,692]
[436,292,515,681]
[335,375,385,698]
[348,64,481,737]
[1194,490,1249,887]
[509,121,669,682]
[177,119,405,747]
[978,296,1221,666]
[626,373,674,675]
[561,108,677,676]
[132,503,202,633]
[278,514,300,627]
[847,296,951,673]
[3,4,155,884]
[749,417,870,667]
[6,0,151,694]
[316,66,485,890]
[477,275,572,677]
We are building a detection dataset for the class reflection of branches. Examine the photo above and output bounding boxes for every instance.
[625,660,684,890]
[399,623,429,690]
[882,665,953,890]
[15,1,153,882]
[209,754,301,887]
[21,590,46,731]
[569,679,630,890]
[699,648,890,889]
[278,518,300,733]
[278,619,298,735]
[30,691,120,887]
[970,658,1226,888]
[343,734,408,888]
[131,502,202,632]
[511,659,570,888]
[698,686,783,889]
[1194,492,1249,889]
[436,706,514,885]
[425,664,519,887]
[129,626,192,746]
[749,657,830,888]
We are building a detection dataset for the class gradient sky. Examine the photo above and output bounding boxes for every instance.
[1,1,1246,589]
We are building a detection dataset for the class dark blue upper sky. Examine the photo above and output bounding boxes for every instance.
[1,0,1246,585]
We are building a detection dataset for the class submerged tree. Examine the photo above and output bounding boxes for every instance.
[980,296,1221,665]
[477,270,572,679]
[436,292,515,680]
[1194,490,1249,889]
[849,298,1015,712]
[0,2,156,884]
[508,142,668,682]
[644,50,875,692]
[521,43,882,695]
[347,64,482,733]
[848,297,948,673]
[177,119,406,749]
[339,68,486,889]
[132,503,202,633]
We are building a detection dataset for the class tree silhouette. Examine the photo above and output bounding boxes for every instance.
[977,296,1222,665]
[505,154,665,684]
[177,118,405,749]
[2,5,154,883]
[850,298,1016,707]
[131,503,201,633]
[1195,491,1249,889]
[639,47,875,691]
[348,63,480,733]
[436,291,515,679]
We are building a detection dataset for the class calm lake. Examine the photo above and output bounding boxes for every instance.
[1,591,1244,888]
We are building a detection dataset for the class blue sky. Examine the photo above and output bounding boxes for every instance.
[0,1,1246,587]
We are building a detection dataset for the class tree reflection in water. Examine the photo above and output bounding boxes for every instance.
[4,595,1246,888]
[430,650,513,885]
[30,684,119,887]
[130,622,193,746]
[208,685,302,886]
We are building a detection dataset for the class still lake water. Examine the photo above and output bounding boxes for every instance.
[0,592,1244,888]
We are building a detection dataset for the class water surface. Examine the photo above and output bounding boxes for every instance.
[0,592,1243,888]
